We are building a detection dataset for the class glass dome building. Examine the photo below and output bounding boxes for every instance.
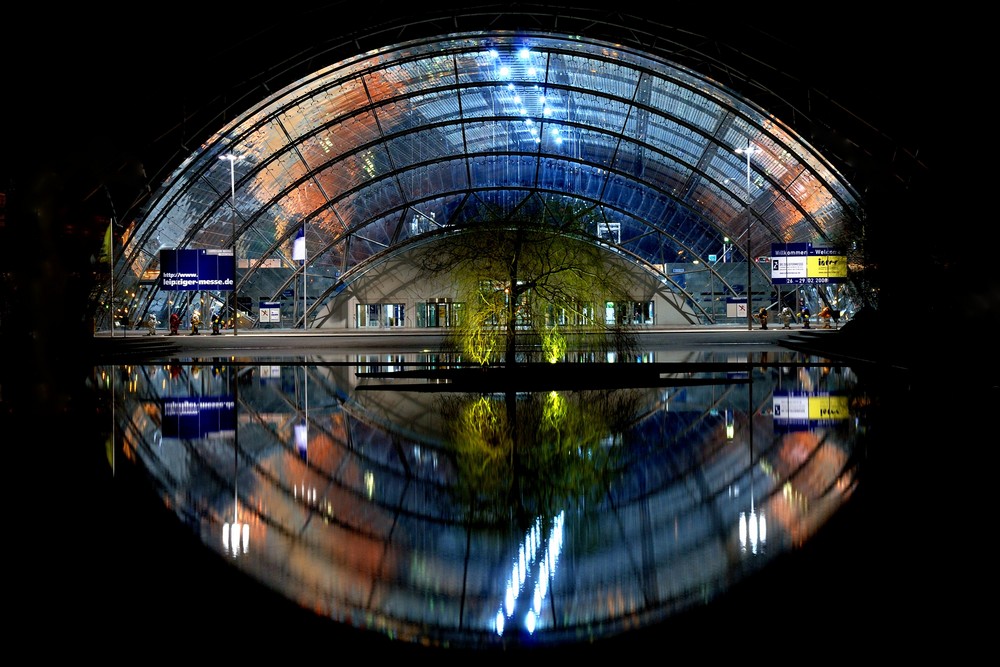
[101,10,882,333]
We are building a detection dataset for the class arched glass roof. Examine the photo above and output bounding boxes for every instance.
[110,27,861,328]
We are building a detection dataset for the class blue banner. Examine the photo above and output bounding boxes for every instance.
[159,248,235,291]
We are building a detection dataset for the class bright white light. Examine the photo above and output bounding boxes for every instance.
[527,67,537,76]
[525,610,537,634]
[518,48,530,59]
[738,507,765,555]
[492,511,566,636]
[499,65,510,77]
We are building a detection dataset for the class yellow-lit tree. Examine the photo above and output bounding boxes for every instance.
[417,197,640,366]
[441,388,644,528]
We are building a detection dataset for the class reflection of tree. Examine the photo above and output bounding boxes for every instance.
[416,197,640,366]
[441,388,644,528]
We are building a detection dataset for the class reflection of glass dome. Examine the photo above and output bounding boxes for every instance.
[110,348,860,650]
[107,17,872,330]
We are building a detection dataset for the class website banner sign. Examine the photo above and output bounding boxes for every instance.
[159,248,235,291]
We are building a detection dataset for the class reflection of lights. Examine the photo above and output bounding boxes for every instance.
[223,431,249,557]
[295,421,308,459]
[494,511,565,636]
[223,461,250,559]
[525,610,537,634]
[294,483,317,506]
[739,506,766,555]
[364,471,375,498]
[740,482,767,554]
[725,408,735,440]
[223,518,250,557]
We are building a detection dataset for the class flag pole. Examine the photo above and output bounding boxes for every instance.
[302,225,307,330]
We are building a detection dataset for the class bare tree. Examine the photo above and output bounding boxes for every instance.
[417,197,641,366]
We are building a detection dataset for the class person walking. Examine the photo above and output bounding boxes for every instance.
[800,305,811,328]
[145,313,158,336]
[169,311,181,335]
[190,310,202,335]
[211,311,221,335]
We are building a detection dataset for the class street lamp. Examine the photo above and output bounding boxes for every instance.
[219,153,241,335]
[735,143,760,331]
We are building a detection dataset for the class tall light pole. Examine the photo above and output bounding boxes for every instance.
[220,153,241,335]
[736,143,759,331]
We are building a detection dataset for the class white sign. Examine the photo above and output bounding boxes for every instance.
[771,256,808,281]
[259,300,281,323]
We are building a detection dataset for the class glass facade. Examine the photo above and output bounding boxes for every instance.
[103,28,862,330]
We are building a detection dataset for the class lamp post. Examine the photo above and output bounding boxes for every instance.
[220,153,241,335]
[735,143,759,331]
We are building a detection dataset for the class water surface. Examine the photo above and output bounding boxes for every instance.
[103,341,875,654]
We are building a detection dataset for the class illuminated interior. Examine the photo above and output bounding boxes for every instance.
[105,22,864,330]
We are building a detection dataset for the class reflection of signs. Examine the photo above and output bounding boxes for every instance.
[811,396,849,420]
[161,396,236,438]
[773,392,849,431]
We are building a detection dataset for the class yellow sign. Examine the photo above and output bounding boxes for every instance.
[807,255,847,278]
[807,395,849,420]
